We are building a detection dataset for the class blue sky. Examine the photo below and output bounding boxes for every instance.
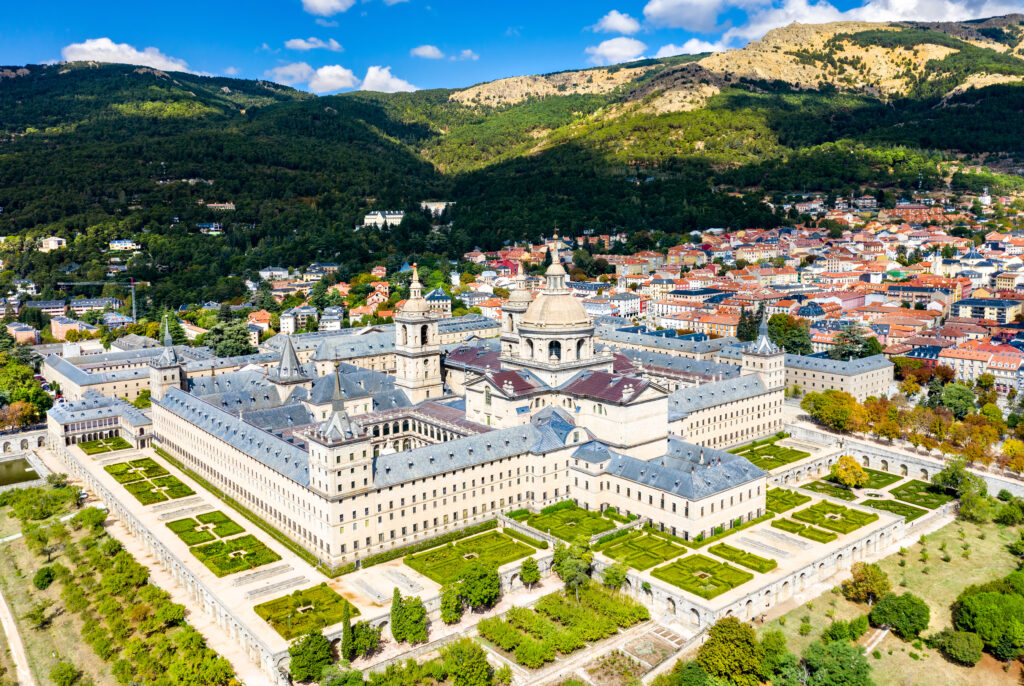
[0,0,1018,93]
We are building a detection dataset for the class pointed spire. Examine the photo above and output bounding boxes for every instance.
[410,263,422,301]
[163,315,173,347]
[278,334,301,379]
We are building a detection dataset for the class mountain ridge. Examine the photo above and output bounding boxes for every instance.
[0,15,1022,307]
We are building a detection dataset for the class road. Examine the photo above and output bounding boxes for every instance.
[0,584,35,686]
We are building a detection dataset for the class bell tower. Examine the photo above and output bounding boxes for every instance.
[149,316,186,402]
[394,265,443,403]
[741,313,785,390]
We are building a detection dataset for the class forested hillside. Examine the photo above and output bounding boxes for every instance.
[1,16,1023,310]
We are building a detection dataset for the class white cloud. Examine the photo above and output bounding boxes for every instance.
[225,66,239,75]
[301,0,356,16]
[456,49,479,61]
[410,44,445,59]
[642,0,733,33]
[265,61,315,86]
[61,37,193,73]
[591,10,642,35]
[584,37,647,65]
[315,18,339,27]
[308,64,359,92]
[359,65,417,92]
[383,0,410,4]
[655,38,724,57]
[643,0,1024,48]
[285,37,343,52]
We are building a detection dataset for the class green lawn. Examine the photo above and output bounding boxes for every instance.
[791,501,878,534]
[255,583,359,640]
[652,555,753,599]
[766,488,812,513]
[891,480,954,509]
[599,531,686,570]
[191,534,281,577]
[79,436,132,455]
[801,480,857,501]
[759,518,1023,686]
[404,531,535,584]
[167,511,245,546]
[729,435,810,471]
[526,506,616,542]
[862,497,928,522]
[860,468,904,490]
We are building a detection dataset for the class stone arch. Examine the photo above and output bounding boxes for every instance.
[745,599,754,619]
[509,573,520,591]
[818,562,826,580]
[690,608,700,628]
[881,459,888,472]
[2,442,9,453]
[764,589,772,610]
[19,439,27,450]
[900,464,908,476]
[862,456,870,467]
[401,325,408,346]
[548,340,561,361]
[420,324,429,346]
[667,597,676,615]
[576,339,585,361]
[920,468,928,480]
[836,553,844,571]
[799,572,807,591]
[781,580,791,600]
[852,545,859,562]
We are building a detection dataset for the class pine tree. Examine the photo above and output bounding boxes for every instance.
[341,601,354,661]
[390,588,405,642]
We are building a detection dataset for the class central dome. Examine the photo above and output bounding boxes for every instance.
[520,262,591,330]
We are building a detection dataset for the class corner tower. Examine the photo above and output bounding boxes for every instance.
[741,314,784,389]
[149,317,187,402]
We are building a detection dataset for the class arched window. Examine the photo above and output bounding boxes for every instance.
[526,339,534,359]
[420,324,429,345]
[548,341,561,361]
[576,339,585,360]
[401,325,408,346]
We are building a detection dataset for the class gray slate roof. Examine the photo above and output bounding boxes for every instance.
[48,391,151,428]
[157,388,310,486]
[668,375,768,421]
[784,353,893,375]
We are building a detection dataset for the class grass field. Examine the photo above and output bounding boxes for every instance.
[652,555,753,599]
[79,436,132,455]
[891,480,954,510]
[730,435,810,471]
[404,531,535,584]
[526,507,616,542]
[255,583,359,640]
[759,518,1023,686]
[599,531,686,570]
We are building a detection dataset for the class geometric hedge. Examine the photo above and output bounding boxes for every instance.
[652,555,753,599]
[255,583,360,640]
[404,531,534,584]
[791,501,877,534]
[890,480,953,510]
[600,531,686,571]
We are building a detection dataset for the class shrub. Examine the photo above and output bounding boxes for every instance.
[822,620,850,643]
[870,592,930,640]
[540,500,577,516]
[849,615,869,640]
[33,566,56,590]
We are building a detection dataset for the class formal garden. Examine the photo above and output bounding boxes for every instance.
[863,497,928,522]
[766,488,812,513]
[522,502,617,542]
[891,480,954,509]
[476,583,649,669]
[106,458,195,505]
[404,531,536,584]
[707,543,777,573]
[728,434,810,471]
[191,533,281,577]
[255,583,359,640]
[166,510,246,546]
[771,517,839,543]
[800,480,858,501]
[651,554,754,599]
[596,530,686,570]
[78,436,132,455]
[791,501,878,534]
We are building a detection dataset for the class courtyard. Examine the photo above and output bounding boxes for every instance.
[597,530,686,571]
[523,504,617,542]
[729,434,811,471]
[403,531,537,584]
